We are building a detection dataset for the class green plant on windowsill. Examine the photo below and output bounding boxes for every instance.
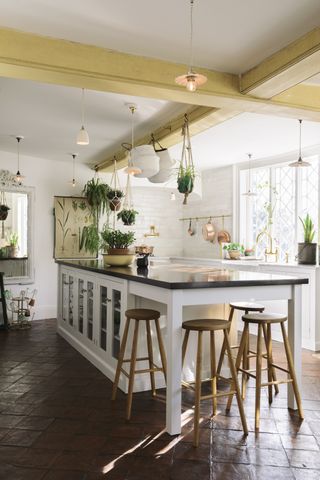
[299,214,315,243]
[297,213,316,265]
[223,242,244,260]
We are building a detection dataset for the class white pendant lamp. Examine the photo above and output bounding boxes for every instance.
[124,104,142,175]
[289,119,310,167]
[68,153,78,187]
[15,136,25,184]
[242,153,257,197]
[76,88,90,145]
[175,0,207,92]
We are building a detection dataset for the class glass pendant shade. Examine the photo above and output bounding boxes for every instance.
[175,72,207,92]
[76,89,89,145]
[289,119,310,167]
[15,136,25,184]
[76,126,89,145]
[68,153,78,187]
[242,153,257,197]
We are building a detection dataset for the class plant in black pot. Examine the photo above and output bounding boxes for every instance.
[107,189,124,211]
[117,208,138,226]
[298,214,316,265]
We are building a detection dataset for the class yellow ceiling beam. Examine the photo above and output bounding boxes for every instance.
[273,84,320,110]
[97,106,240,171]
[241,27,320,98]
[1,27,320,122]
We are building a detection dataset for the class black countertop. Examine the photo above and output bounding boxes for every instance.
[56,259,309,290]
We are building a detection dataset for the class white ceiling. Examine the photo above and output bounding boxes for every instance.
[1,0,320,73]
[0,77,187,165]
[169,112,320,170]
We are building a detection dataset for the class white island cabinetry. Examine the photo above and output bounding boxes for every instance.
[58,265,127,381]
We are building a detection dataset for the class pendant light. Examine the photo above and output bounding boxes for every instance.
[15,136,25,184]
[124,104,142,176]
[175,0,207,92]
[68,153,78,187]
[289,119,310,167]
[76,88,89,145]
[242,153,257,197]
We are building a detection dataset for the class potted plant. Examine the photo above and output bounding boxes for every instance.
[100,227,136,266]
[177,165,195,205]
[0,204,10,221]
[223,242,245,260]
[107,189,124,211]
[298,214,316,265]
[7,232,19,258]
[83,178,110,218]
[117,208,138,226]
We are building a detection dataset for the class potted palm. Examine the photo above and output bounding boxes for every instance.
[107,189,124,211]
[223,242,245,260]
[298,214,316,265]
[100,226,135,266]
[117,208,138,226]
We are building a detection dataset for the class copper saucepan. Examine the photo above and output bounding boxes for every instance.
[202,218,215,242]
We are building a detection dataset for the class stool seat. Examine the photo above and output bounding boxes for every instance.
[229,301,265,312]
[243,313,287,324]
[125,308,160,320]
[182,319,230,332]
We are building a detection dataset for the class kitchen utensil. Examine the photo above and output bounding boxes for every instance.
[188,219,195,236]
[202,218,215,242]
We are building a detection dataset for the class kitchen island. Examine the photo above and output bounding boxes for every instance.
[56,258,308,435]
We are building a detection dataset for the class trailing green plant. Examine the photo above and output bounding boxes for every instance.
[299,214,315,243]
[223,242,244,253]
[80,224,100,255]
[100,226,135,251]
[83,178,110,219]
[107,189,124,200]
[117,208,138,226]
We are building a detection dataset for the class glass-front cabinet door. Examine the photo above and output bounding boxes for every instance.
[86,280,94,342]
[78,278,85,334]
[60,270,75,327]
[112,289,122,359]
[99,285,108,352]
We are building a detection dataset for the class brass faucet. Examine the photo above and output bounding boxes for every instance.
[256,229,278,262]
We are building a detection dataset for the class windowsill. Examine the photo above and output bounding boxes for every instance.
[0,256,28,261]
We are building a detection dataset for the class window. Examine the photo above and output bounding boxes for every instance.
[239,156,319,262]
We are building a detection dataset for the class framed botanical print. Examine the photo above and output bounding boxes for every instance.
[54,196,96,259]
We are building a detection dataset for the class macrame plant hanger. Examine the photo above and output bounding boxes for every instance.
[123,173,133,211]
[178,114,195,205]
[110,157,122,229]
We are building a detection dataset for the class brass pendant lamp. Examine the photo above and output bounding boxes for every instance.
[175,0,207,92]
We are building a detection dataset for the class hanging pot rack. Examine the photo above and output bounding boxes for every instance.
[179,214,232,221]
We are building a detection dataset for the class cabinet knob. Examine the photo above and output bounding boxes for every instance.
[107,298,112,303]
[63,282,70,285]
[81,289,87,293]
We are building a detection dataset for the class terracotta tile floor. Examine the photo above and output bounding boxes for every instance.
[0,319,320,479]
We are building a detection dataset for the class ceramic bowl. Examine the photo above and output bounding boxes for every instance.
[102,254,135,267]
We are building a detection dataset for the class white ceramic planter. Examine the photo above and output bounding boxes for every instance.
[148,149,175,183]
[132,145,160,178]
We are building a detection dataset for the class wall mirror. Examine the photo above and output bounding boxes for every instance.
[0,170,34,284]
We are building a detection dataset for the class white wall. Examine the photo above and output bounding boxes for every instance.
[0,152,186,319]
[181,166,234,258]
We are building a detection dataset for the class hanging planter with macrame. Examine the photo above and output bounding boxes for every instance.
[177,115,195,205]
[107,158,124,211]
[0,191,10,221]
[117,174,138,226]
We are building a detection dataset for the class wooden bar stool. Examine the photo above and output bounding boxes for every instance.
[217,301,279,399]
[227,312,304,431]
[182,318,248,447]
[112,308,167,420]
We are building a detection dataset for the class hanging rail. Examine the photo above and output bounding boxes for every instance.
[179,214,232,221]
